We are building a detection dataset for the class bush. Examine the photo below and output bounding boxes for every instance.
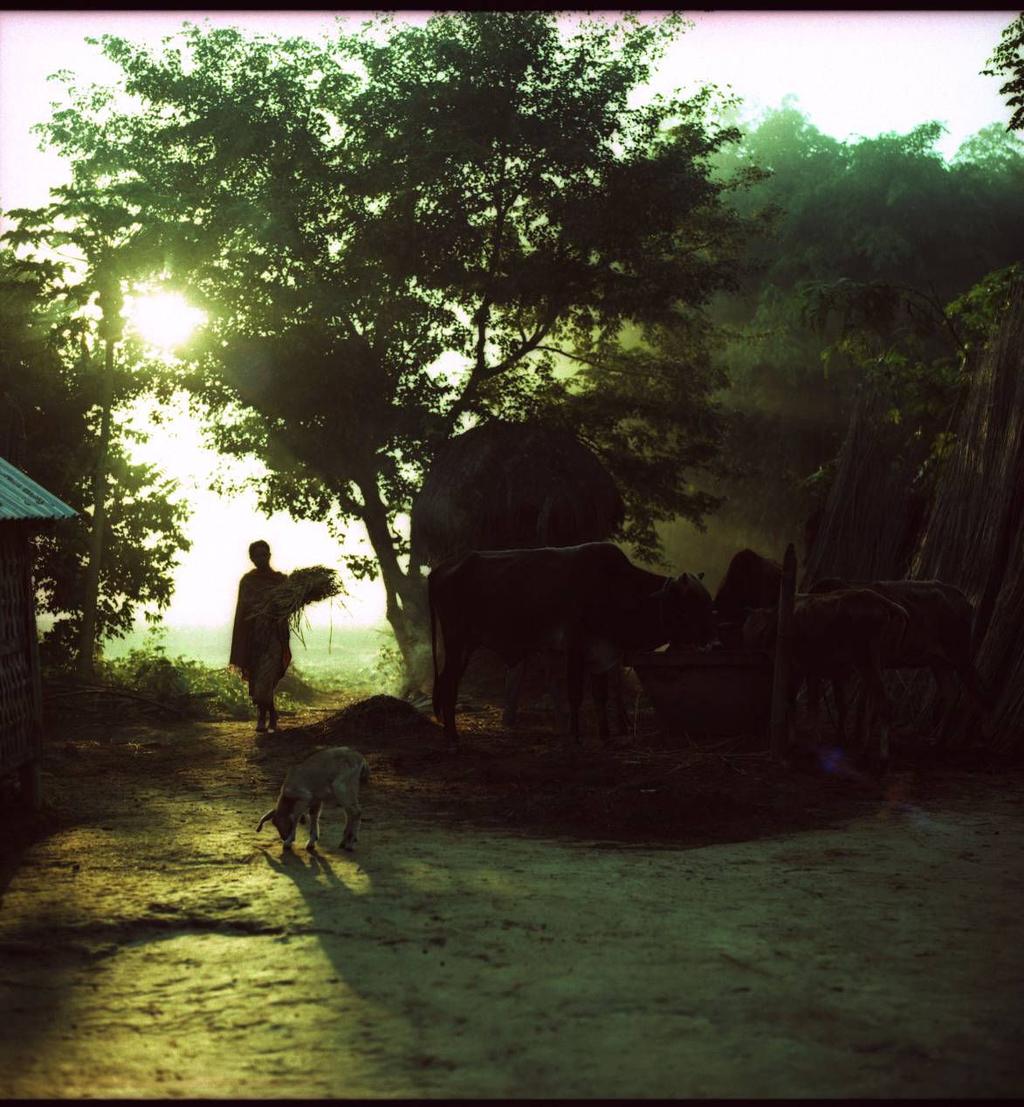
[90,633,307,720]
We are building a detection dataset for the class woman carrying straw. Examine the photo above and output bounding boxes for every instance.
[229,540,292,733]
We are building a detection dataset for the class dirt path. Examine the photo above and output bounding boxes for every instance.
[2,709,1023,1098]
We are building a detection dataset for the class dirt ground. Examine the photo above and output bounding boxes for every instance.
[2,689,1024,1099]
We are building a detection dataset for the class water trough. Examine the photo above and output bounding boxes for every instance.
[627,648,774,742]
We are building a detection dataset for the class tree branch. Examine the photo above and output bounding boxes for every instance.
[444,307,560,433]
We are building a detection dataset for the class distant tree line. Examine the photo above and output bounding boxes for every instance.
[666,97,1024,573]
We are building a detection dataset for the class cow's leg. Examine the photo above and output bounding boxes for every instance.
[435,660,454,738]
[437,645,471,749]
[566,649,585,745]
[849,677,870,758]
[256,706,268,733]
[926,659,989,749]
[859,655,891,775]
[833,675,850,747]
[536,652,565,730]
[805,673,825,745]
[928,665,957,743]
[960,662,992,710]
[610,664,629,737]
[503,659,526,727]
[443,663,462,746]
[591,669,611,745]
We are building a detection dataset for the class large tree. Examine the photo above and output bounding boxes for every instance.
[33,13,753,685]
[0,247,191,667]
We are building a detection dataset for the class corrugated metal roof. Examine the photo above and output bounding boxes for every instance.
[0,455,76,522]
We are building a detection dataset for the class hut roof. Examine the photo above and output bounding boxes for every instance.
[0,455,76,522]
[411,422,625,566]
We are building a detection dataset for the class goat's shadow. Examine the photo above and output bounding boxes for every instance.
[258,840,357,900]
[254,830,468,1081]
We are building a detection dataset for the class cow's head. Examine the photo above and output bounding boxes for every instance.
[662,571,716,647]
[713,549,783,624]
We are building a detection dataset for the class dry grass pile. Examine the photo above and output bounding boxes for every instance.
[287,694,441,746]
[802,386,929,587]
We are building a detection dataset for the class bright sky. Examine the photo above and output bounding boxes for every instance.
[0,9,1015,629]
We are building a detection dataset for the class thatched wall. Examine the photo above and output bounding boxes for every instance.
[0,522,38,778]
[410,421,625,566]
[801,386,930,587]
[912,279,1024,750]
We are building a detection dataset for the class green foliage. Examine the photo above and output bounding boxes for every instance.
[700,104,1024,549]
[982,13,1024,131]
[945,261,1024,348]
[92,630,310,719]
[371,638,407,695]
[0,247,192,664]
[797,261,1024,509]
[806,263,1024,425]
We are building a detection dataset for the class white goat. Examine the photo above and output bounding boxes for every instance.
[257,746,369,851]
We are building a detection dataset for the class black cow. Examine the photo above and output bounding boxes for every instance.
[744,587,910,768]
[713,549,783,646]
[808,577,991,734]
[429,542,715,748]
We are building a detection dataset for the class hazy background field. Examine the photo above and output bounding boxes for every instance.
[100,621,394,690]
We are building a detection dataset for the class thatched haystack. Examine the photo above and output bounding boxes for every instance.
[912,278,1024,751]
[801,386,930,587]
[410,421,625,566]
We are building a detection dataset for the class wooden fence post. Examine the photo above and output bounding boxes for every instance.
[770,543,798,761]
[23,537,43,810]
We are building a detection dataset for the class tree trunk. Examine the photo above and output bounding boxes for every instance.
[357,477,433,698]
[77,336,115,683]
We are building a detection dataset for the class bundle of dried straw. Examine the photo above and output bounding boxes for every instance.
[247,566,345,632]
